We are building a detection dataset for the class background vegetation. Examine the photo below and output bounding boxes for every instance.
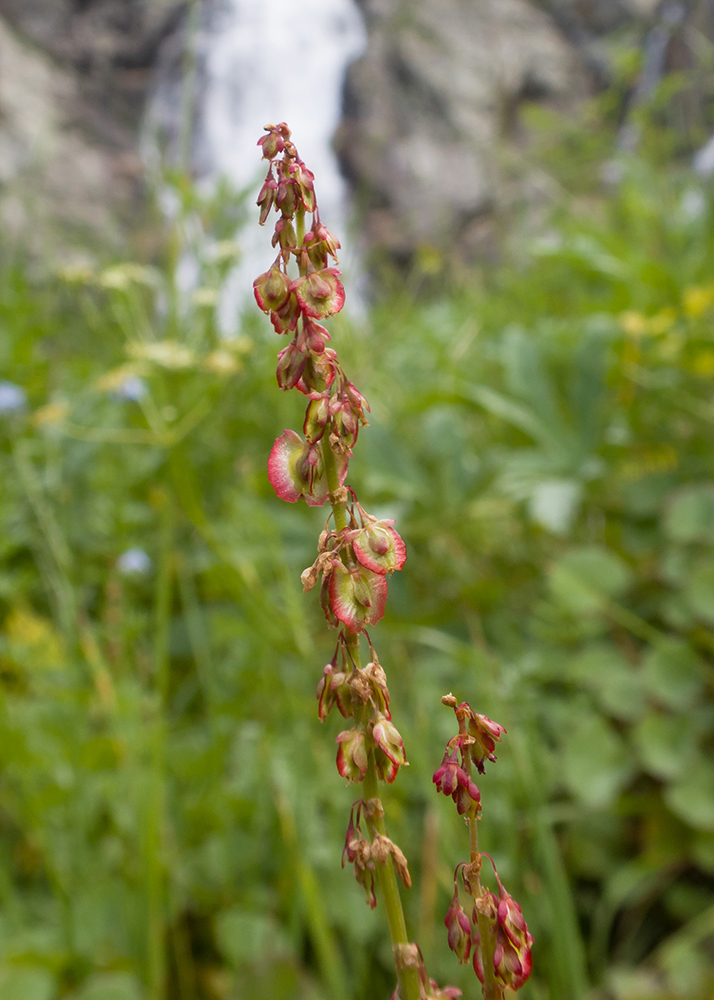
[1,80,714,1000]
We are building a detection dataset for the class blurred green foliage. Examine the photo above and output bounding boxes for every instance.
[2,141,714,1000]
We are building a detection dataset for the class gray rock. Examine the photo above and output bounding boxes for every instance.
[0,1,184,253]
[338,0,586,262]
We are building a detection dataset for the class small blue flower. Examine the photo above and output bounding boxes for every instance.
[0,381,27,414]
[116,376,148,401]
[117,548,152,576]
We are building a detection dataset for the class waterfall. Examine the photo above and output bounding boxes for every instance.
[144,0,367,332]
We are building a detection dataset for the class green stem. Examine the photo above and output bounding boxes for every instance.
[146,492,174,999]
[461,721,503,1000]
[363,758,421,1000]
[468,816,502,1000]
[322,437,420,1000]
[296,205,306,254]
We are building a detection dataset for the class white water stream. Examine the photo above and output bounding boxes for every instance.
[145,0,367,331]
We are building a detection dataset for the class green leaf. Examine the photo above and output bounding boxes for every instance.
[214,908,290,969]
[642,640,704,710]
[549,546,632,614]
[664,485,714,543]
[0,967,55,1000]
[561,715,633,808]
[684,563,714,625]
[633,711,696,780]
[68,973,144,1000]
[570,645,645,721]
[665,764,714,831]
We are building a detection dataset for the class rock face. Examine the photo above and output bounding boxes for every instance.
[338,0,587,263]
[0,0,185,252]
[338,0,714,264]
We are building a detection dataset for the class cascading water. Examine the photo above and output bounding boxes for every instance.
[144,0,367,332]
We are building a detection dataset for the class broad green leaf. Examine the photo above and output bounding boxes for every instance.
[642,640,705,710]
[684,564,714,624]
[664,485,714,543]
[665,765,714,831]
[562,715,633,808]
[570,645,645,721]
[0,967,55,1000]
[68,973,144,1000]
[215,908,289,969]
[633,712,696,780]
[549,546,632,614]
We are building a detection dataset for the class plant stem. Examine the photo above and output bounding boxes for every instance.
[363,759,421,1000]
[460,719,503,1000]
[322,437,420,1000]
[146,491,173,999]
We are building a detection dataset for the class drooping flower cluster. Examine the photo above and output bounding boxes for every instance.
[317,633,407,784]
[343,799,411,909]
[255,122,369,507]
[433,703,505,816]
[302,498,406,633]
[435,697,533,997]
[471,863,534,993]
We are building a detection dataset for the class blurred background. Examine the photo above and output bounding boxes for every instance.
[1,1,714,999]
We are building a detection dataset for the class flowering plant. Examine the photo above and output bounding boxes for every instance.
[435,697,533,999]
[254,122,532,1000]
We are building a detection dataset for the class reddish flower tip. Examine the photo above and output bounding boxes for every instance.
[267,429,348,507]
[328,561,388,633]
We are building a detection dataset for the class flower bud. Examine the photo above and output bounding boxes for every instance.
[328,561,389,633]
[270,292,300,334]
[373,713,406,768]
[276,341,306,391]
[316,657,353,720]
[341,804,362,866]
[374,746,400,783]
[320,572,338,627]
[315,221,341,259]
[293,160,316,212]
[271,217,297,250]
[257,125,285,159]
[335,726,368,782]
[305,233,329,270]
[253,266,291,313]
[303,394,330,443]
[276,176,298,217]
[353,857,377,909]
[465,708,506,774]
[493,876,534,990]
[329,395,360,452]
[433,748,460,797]
[295,349,338,396]
[297,318,331,356]
[363,657,391,719]
[453,773,481,817]
[292,268,345,319]
[257,170,277,224]
[445,886,472,964]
